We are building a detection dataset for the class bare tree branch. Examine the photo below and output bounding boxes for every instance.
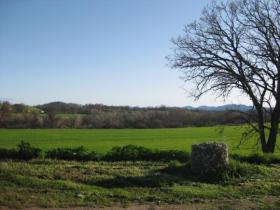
[168,0,280,153]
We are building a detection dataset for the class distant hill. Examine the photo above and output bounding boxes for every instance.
[184,104,252,112]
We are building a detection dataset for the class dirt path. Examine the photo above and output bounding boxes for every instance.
[1,196,280,210]
[0,202,257,210]
[1,205,209,210]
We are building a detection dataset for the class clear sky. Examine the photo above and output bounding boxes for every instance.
[0,0,251,107]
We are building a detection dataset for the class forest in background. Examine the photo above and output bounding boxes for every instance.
[0,101,261,129]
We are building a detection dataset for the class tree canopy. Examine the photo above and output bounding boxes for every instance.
[169,0,280,153]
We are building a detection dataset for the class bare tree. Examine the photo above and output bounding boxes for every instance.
[168,0,280,153]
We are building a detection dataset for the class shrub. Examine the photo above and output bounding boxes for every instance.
[0,141,41,160]
[151,149,189,162]
[103,145,152,161]
[103,145,189,162]
[1,143,189,162]
[45,146,100,161]
[0,148,18,159]
[17,141,42,160]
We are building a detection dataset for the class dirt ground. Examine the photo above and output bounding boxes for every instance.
[1,196,280,210]
[0,200,262,210]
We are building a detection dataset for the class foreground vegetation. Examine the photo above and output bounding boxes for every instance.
[1,159,280,209]
[0,131,279,209]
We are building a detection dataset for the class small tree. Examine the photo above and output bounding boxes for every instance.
[168,0,280,153]
[0,101,13,127]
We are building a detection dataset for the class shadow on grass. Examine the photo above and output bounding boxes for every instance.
[91,163,199,188]
[230,153,280,165]
[90,159,255,188]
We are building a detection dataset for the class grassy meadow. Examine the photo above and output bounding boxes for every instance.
[0,125,276,155]
[1,126,280,209]
[1,160,280,209]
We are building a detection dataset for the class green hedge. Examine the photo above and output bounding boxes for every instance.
[0,143,189,162]
[103,145,189,162]
[0,141,41,160]
[2,142,279,164]
[45,146,100,161]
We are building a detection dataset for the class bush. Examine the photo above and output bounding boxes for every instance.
[151,149,189,162]
[45,146,100,161]
[45,145,189,162]
[0,148,18,159]
[103,145,189,162]
[17,141,42,160]
[103,145,152,161]
[0,141,41,160]
[1,143,189,162]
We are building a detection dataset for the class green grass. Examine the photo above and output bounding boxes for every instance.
[1,126,280,209]
[1,160,280,209]
[0,126,278,155]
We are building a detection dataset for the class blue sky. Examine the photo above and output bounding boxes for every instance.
[0,0,250,107]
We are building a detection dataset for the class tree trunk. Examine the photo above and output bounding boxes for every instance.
[255,106,269,153]
[262,104,280,153]
[265,127,278,153]
[266,107,280,153]
[259,124,269,153]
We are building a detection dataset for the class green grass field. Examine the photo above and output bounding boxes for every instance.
[0,126,278,154]
[1,126,280,209]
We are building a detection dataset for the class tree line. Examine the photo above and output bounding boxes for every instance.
[0,101,259,129]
